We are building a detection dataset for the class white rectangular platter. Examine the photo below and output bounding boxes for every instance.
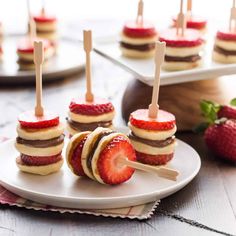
[94,35,236,86]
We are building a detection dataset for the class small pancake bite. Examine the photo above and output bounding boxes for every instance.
[159,28,204,71]
[15,110,65,175]
[128,109,177,165]
[212,30,236,63]
[120,21,158,59]
[17,37,53,70]
[33,14,58,48]
[67,97,115,137]
[66,127,136,185]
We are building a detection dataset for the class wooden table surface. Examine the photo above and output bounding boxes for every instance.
[0,55,235,236]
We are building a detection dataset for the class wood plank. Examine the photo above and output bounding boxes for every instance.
[158,133,236,235]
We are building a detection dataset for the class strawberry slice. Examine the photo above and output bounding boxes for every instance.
[123,21,157,38]
[159,28,204,47]
[21,153,62,166]
[69,97,114,116]
[129,109,176,131]
[69,135,88,176]
[33,15,57,23]
[18,110,59,129]
[136,152,174,165]
[172,16,207,30]
[218,106,236,120]
[97,135,136,185]
[216,30,236,41]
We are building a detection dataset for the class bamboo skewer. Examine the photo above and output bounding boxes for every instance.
[118,157,179,181]
[83,30,94,102]
[148,42,166,119]
[136,0,144,25]
[27,0,36,40]
[229,0,236,32]
[34,41,44,116]
[176,0,186,36]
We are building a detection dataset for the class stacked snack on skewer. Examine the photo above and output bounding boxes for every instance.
[120,0,158,58]
[172,0,207,33]
[67,30,115,137]
[213,0,236,63]
[160,0,204,71]
[66,127,178,185]
[17,37,53,70]
[33,8,58,49]
[128,109,176,165]
[128,41,177,166]
[15,41,64,175]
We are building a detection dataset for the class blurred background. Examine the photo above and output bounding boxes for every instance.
[0,0,231,37]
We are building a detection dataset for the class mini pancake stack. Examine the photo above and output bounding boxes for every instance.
[212,30,236,63]
[66,127,136,185]
[159,28,204,71]
[15,111,64,175]
[67,97,115,137]
[172,15,207,33]
[17,38,54,70]
[128,109,177,165]
[120,21,158,58]
[33,14,58,49]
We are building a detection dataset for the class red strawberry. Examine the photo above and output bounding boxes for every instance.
[159,28,204,47]
[216,30,236,41]
[69,135,88,176]
[204,120,236,162]
[33,15,57,23]
[97,135,136,185]
[21,153,62,166]
[18,110,59,129]
[123,21,157,38]
[129,109,176,131]
[69,97,114,116]
[136,152,174,165]
[218,106,236,120]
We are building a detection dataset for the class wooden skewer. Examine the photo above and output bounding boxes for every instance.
[27,0,36,40]
[83,30,94,102]
[41,0,46,16]
[34,41,44,116]
[187,0,192,13]
[118,157,179,181]
[148,42,166,119]
[136,0,144,25]
[176,0,186,36]
[229,0,236,32]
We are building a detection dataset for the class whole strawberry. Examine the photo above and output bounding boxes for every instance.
[197,98,236,163]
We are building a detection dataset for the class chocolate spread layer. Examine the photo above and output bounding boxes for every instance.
[214,45,236,56]
[86,131,115,173]
[120,42,155,51]
[128,132,175,147]
[67,118,112,132]
[165,54,201,62]
[16,134,64,148]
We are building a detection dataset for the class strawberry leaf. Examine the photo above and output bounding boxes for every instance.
[230,98,236,106]
[200,100,221,124]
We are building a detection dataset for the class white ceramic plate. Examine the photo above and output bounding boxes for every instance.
[0,130,201,209]
[94,34,236,86]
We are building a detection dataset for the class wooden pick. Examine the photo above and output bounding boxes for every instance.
[148,42,166,119]
[34,41,44,116]
[83,30,94,102]
[118,157,179,181]
[229,0,236,32]
[187,0,192,13]
[27,0,36,40]
[136,0,144,25]
[41,0,46,16]
[176,0,186,36]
